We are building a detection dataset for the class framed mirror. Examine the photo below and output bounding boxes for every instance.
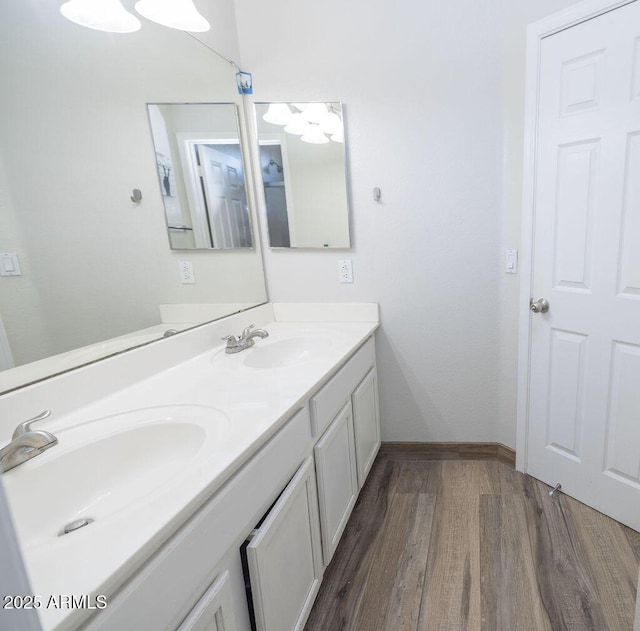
[147,103,253,250]
[0,0,267,394]
[254,102,351,249]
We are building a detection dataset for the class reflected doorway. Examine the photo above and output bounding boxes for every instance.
[259,143,291,248]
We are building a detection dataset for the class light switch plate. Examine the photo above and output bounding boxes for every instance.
[505,249,518,274]
[0,253,22,277]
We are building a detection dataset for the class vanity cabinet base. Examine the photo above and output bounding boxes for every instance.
[81,335,380,631]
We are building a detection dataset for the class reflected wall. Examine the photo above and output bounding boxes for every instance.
[254,102,351,249]
[0,0,267,393]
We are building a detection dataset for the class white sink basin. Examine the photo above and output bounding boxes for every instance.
[3,405,229,549]
[242,336,332,369]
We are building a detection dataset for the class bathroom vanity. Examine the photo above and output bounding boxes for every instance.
[0,303,380,631]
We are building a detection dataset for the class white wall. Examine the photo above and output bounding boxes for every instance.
[235,0,582,447]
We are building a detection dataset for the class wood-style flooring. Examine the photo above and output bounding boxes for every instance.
[305,445,640,631]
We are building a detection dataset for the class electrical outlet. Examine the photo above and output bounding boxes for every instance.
[338,259,353,283]
[179,260,195,284]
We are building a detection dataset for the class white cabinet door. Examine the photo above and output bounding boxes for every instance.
[352,367,381,488]
[177,570,238,631]
[314,401,358,566]
[246,457,323,631]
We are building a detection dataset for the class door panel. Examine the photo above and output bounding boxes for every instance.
[246,457,322,631]
[546,329,587,462]
[553,140,598,291]
[604,342,640,485]
[177,571,238,631]
[199,145,250,249]
[633,37,640,99]
[352,367,380,488]
[527,0,640,530]
[618,132,640,295]
[314,402,358,566]
[560,48,604,116]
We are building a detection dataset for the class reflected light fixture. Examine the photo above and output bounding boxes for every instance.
[262,103,343,145]
[320,111,342,136]
[135,0,210,31]
[330,129,344,143]
[60,0,141,32]
[301,103,328,124]
[262,103,292,126]
[301,124,330,144]
[284,113,310,136]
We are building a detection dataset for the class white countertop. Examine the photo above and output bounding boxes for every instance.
[0,304,379,630]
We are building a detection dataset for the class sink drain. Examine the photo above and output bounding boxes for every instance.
[59,518,94,536]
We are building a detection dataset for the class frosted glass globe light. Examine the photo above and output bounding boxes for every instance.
[262,103,292,126]
[320,111,342,136]
[284,113,310,136]
[301,125,330,144]
[302,103,328,124]
[135,0,210,32]
[60,0,141,33]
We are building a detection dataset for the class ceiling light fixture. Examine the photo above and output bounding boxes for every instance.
[284,113,310,135]
[262,103,343,145]
[301,124,330,145]
[262,103,292,126]
[60,0,141,33]
[134,0,210,32]
[301,103,328,124]
[320,111,342,136]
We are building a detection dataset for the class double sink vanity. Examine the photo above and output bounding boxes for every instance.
[1,4,372,629]
[0,303,380,631]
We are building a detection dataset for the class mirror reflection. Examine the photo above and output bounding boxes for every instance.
[0,0,267,394]
[254,102,351,249]
[147,103,253,250]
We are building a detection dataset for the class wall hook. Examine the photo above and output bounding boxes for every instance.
[373,187,381,202]
[130,189,142,204]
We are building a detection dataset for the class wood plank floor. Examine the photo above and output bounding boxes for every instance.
[305,450,640,631]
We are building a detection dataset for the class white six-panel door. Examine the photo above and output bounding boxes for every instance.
[199,145,251,249]
[527,0,640,530]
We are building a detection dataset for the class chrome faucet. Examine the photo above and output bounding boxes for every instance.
[0,410,58,473]
[222,324,269,354]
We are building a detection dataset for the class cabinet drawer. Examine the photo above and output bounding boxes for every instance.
[310,337,375,437]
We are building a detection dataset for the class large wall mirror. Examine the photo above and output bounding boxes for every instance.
[0,1,267,394]
[147,103,253,250]
[254,102,351,249]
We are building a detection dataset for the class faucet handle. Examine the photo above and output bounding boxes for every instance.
[222,334,239,343]
[240,324,255,339]
[13,410,51,440]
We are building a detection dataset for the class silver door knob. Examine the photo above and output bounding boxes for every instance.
[530,298,549,313]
